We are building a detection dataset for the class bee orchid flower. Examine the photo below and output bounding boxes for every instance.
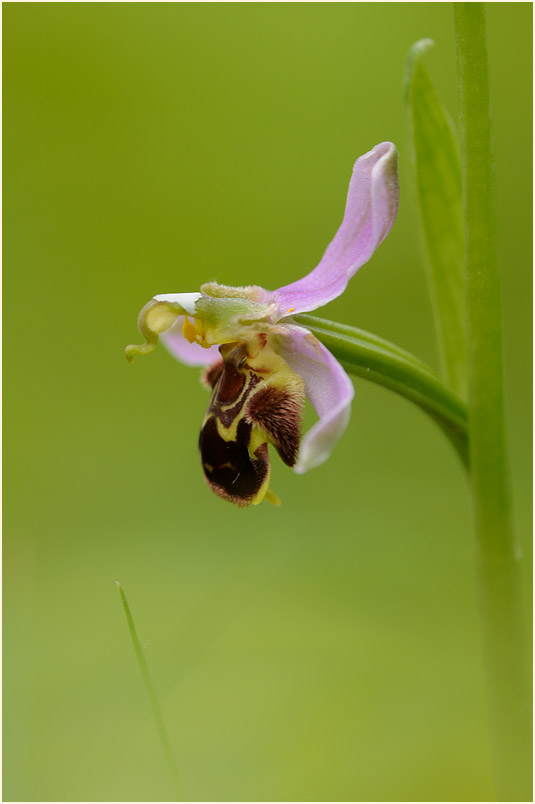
[126,142,399,507]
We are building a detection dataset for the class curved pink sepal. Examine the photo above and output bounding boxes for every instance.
[270,142,399,317]
[160,317,220,366]
[275,324,354,473]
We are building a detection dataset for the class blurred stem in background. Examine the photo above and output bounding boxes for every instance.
[322,4,531,797]
[454,4,531,799]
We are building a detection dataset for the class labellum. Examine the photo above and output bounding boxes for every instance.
[200,338,304,506]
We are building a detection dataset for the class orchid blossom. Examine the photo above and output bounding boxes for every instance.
[126,142,399,506]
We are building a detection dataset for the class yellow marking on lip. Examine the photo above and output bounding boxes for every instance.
[216,415,240,442]
[251,469,271,505]
[286,307,294,313]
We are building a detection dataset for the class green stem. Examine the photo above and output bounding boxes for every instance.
[294,314,468,465]
[116,581,181,799]
[454,4,531,800]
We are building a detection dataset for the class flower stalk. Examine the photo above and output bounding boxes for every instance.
[454,4,531,799]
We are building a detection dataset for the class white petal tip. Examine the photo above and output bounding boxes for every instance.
[153,292,202,315]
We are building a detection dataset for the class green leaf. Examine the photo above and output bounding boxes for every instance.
[295,314,468,466]
[405,39,466,396]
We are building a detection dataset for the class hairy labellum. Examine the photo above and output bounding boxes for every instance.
[199,340,304,506]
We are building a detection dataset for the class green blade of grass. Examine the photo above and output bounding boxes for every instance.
[116,580,181,799]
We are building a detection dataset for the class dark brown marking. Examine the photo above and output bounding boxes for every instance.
[217,362,246,404]
[214,373,261,428]
[246,385,303,466]
[202,359,224,390]
[199,417,269,507]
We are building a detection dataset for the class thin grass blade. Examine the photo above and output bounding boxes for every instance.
[116,580,181,799]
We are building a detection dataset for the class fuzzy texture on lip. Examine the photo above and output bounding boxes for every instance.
[126,142,399,504]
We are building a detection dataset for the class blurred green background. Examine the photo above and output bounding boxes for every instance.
[4,4,531,801]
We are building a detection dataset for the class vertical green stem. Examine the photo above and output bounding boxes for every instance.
[454,4,531,799]
[116,581,181,799]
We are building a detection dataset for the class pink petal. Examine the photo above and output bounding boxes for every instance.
[270,142,399,317]
[160,316,220,366]
[275,324,354,473]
